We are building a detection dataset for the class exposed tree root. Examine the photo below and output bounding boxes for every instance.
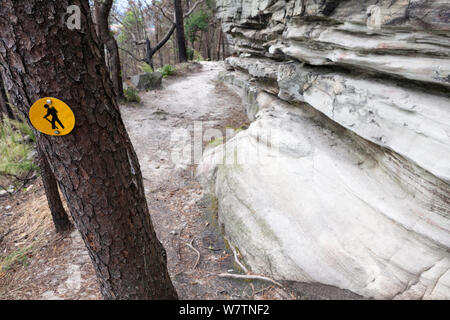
[217,273,283,288]
[219,237,284,288]
[183,239,201,269]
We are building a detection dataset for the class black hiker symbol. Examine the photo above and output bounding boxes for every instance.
[43,104,65,130]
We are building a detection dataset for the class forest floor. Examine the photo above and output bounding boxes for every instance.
[0,61,362,300]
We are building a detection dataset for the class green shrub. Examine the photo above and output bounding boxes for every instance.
[141,62,153,73]
[123,87,141,103]
[187,47,194,61]
[194,50,204,62]
[187,47,204,62]
[0,118,36,176]
[0,244,34,272]
[158,64,176,78]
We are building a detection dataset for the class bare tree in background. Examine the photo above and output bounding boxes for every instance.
[96,0,124,98]
[115,0,204,70]
[174,0,188,62]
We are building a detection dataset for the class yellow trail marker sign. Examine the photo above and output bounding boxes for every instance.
[29,97,75,136]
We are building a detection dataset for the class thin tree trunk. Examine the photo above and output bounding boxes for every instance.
[174,0,187,62]
[93,0,102,38]
[221,28,226,59]
[0,76,14,119]
[145,38,154,70]
[38,148,72,233]
[198,31,203,56]
[172,39,177,65]
[217,28,222,60]
[205,29,211,61]
[98,0,124,99]
[155,23,164,68]
[0,0,177,300]
[191,36,196,53]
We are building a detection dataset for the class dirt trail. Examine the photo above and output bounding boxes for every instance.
[121,61,288,299]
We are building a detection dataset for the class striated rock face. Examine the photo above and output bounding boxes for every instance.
[198,0,450,299]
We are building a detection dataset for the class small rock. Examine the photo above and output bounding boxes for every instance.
[5,205,12,211]
[130,72,162,91]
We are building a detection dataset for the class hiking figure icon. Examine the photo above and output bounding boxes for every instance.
[43,104,65,130]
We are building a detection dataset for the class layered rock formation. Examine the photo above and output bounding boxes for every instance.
[197,0,450,299]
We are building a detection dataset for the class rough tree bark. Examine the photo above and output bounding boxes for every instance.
[174,0,188,62]
[0,0,177,299]
[98,0,124,99]
[37,148,72,233]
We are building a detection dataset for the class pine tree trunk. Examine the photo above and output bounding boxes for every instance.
[38,148,72,233]
[0,0,177,300]
[174,0,188,62]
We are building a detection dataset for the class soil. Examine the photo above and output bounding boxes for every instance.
[0,61,363,300]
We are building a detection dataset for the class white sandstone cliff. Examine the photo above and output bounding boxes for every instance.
[198,0,450,299]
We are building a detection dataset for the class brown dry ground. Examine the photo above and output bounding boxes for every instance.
[0,62,362,300]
